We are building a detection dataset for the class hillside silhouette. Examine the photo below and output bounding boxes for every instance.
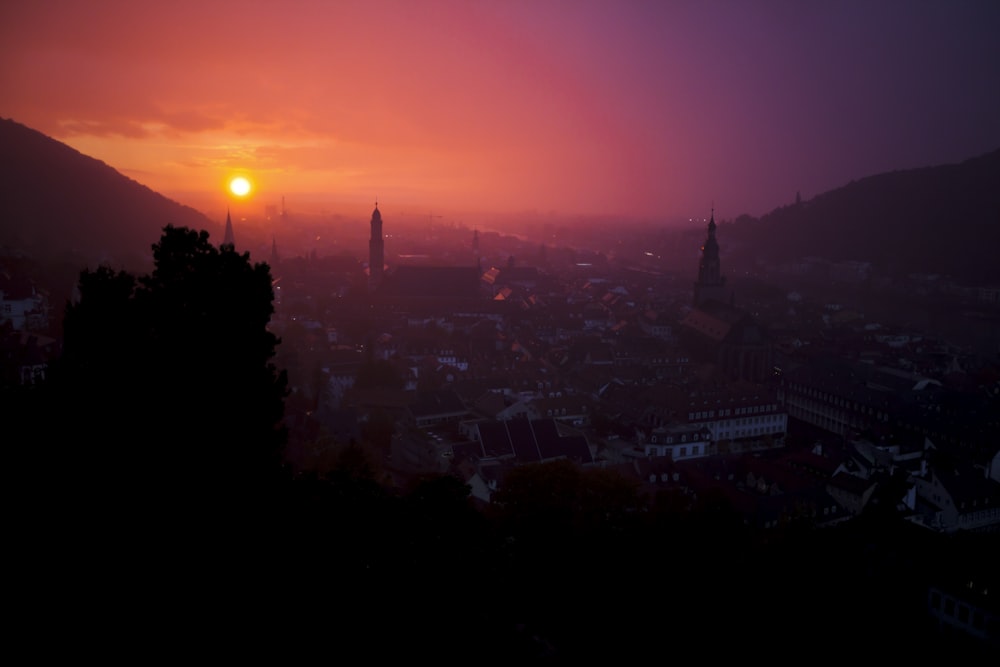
[0,117,216,271]
[722,148,1000,284]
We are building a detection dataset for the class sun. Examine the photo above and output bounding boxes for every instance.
[229,176,252,197]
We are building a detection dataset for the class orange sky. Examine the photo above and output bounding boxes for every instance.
[2,0,999,226]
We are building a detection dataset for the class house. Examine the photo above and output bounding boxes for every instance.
[406,388,470,428]
[909,459,1000,533]
[464,417,593,467]
[0,271,49,331]
[826,471,878,515]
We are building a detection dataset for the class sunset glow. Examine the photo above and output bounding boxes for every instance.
[1,1,998,224]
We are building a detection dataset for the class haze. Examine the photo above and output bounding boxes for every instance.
[2,0,999,225]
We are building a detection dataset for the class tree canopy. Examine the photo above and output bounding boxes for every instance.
[50,225,288,512]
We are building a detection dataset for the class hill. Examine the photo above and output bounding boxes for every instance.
[0,117,217,271]
[721,148,1000,284]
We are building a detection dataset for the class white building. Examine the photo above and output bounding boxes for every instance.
[0,275,47,331]
[641,423,711,460]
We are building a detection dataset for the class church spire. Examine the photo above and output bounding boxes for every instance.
[693,208,726,307]
[368,199,384,292]
[223,207,236,248]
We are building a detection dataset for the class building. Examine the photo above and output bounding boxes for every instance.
[692,209,726,308]
[640,423,712,460]
[366,203,492,314]
[639,382,788,455]
[0,271,48,331]
[680,300,773,382]
[223,208,235,248]
[679,211,773,383]
[368,201,384,292]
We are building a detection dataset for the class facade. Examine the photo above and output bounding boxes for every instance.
[779,358,894,437]
[641,423,712,460]
[684,390,788,454]
[641,384,788,455]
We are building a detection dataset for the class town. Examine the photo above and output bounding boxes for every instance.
[2,197,999,656]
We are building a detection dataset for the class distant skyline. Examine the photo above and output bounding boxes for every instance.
[2,0,999,225]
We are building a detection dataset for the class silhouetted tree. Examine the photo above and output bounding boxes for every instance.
[50,225,288,520]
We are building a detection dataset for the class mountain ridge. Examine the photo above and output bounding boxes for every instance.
[722,148,1000,284]
[0,117,218,272]
[3,117,999,284]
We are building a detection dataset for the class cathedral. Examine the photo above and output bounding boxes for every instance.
[679,211,773,383]
[365,202,482,310]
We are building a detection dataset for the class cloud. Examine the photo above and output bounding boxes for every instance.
[56,118,149,139]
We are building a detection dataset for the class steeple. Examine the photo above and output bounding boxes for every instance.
[223,208,236,248]
[368,200,384,292]
[693,208,726,307]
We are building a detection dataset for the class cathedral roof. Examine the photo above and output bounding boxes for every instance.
[679,307,735,342]
[679,299,764,344]
[376,265,481,300]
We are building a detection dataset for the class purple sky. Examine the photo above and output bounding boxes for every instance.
[2,0,998,224]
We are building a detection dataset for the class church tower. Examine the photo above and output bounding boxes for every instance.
[270,236,280,267]
[368,201,384,292]
[223,208,236,248]
[693,209,726,307]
